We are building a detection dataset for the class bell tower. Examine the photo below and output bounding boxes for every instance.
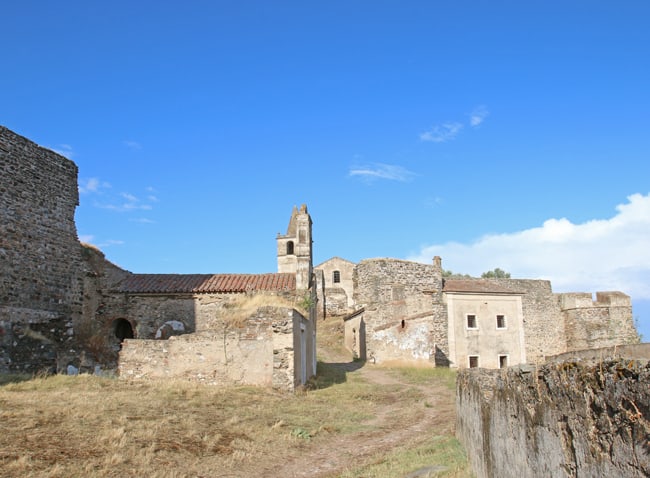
[277,204,313,290]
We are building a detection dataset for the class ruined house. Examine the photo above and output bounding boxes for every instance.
[338,256,639,368]
[0,126,316,390]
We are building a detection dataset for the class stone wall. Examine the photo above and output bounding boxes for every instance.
[118,307,312,391]
[560,291,638,351]
[0,126,85,373]
[457,345,650,477]
[315,257,356,317]
[353,258,446,365]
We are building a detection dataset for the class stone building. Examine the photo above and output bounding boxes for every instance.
[341,256,639,369]
[0,126,317,390]
[0,124,640,377]
[314,257,355,317]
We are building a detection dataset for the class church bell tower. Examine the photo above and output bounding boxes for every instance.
[277,204,313,290]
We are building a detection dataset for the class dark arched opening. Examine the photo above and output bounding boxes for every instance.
[286,241,294,255]
[114,319,134,342]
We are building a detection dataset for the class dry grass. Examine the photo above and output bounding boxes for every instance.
[0,319,471,478]
[0,371,377,477]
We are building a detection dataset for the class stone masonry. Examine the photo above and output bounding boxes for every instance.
[0,126,86,373]
[456,344,650,477]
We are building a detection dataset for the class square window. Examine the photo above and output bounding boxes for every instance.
[499,355,508,368]
[468,355,479,368]
[467,314,477,329]
[496,315,506,329]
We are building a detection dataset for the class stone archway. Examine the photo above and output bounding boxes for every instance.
[113,318,134,342]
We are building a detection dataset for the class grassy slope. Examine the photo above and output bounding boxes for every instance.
[0,318,471,478]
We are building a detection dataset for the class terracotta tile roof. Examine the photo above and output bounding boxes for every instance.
[443,279,523,295]
[114,273,296,294]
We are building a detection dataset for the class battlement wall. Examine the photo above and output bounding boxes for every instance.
[558,291,632,310]
[558,291,638,351]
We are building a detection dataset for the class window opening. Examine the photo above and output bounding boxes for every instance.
[496,315,506,329]
[286,241,294,255]
[468,355,479,368]
[401,319,405,329]
[333,270,341,283]
[499,355,508,368]
[467,314,477,329]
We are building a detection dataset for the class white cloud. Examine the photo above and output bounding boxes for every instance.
[420,122,463,143]
[349,163,416,182]
[130,217,156,224]
[407,193,650,300]
[469,105,489,127]
[51,144,74,158]
[79,177,111,194]
[78,234,94,243]
[100,239,125,247]
[121,192,138,202]
[124,140,142,150]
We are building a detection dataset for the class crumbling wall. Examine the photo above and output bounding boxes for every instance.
[0,126,85,373]
[117,307,311,391]
[353,258,447,365]
[457,345,650,478]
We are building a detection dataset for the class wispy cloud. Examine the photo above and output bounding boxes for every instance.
[96,191,153,212]
[420,122,463,143]
[130,217,156,224]
[420,105,489,142]
[100,239,125,247]
[124,140,142,150]
[349,163,416,182]
[407,193,650,300]
[79,177,111,194]
[469,105,489,127]
[78,234,94,244]
[51,144,74,158]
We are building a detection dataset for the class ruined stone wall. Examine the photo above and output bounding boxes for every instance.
[560,291,638,351]
[117,307,310,391]
[353,258,445,365]
[0,126,85,373]
[457,346,650,478]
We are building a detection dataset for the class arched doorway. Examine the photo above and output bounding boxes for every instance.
[113,318,134,342]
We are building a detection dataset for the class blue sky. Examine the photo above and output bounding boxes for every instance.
[3,1,649,339]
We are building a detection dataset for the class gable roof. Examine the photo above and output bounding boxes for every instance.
[314,256,356,268]
[114,273,295,294]
[443,279,523,295]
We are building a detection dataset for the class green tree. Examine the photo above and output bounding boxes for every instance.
[442,269,472,279]
[481,268,511,279]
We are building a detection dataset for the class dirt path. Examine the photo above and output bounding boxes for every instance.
[262,348,457,478]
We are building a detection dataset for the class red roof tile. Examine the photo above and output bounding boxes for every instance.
[114,273,296,294]
[443,279,523,295]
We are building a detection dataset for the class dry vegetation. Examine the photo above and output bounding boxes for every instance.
[0,319,471,478]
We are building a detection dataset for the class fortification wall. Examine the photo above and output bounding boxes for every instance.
[118,307,309,391]
[353,258,447,365]
[457,347,650,478]
[0,126,85,373]
[559,291,638,351]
